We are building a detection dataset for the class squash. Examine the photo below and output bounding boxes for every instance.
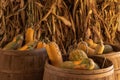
[60,61,75,69]
[77,39,88,52]
[37,41,46,49]
[85,39,97,49]
[18,41,38,50]
[46,42,63,67]
[60,60,82,69]
[25,27,34,43]
[77,41,95,56]
[86,47,95,56]
[103,45,113,53]
[74,58,95,70]
[3,34,24,50]
[69,49,88,61]
[94,39,104,55]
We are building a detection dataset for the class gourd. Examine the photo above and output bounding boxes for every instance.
[77,39,88,52]
[18,41,38,50]
[60,60,82,69]
[69,49,88,61]
[77,40,95,56]
[25,27,34,43]
[46,42,63,67]
[37,41,46,49]
[3,34,24,50]
[94,39,104,55]
[85,39,97,49]
[60,61,75,69]
[103,45,113,53]
[74,58,95,70]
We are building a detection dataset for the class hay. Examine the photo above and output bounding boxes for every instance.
[0,0,120,54]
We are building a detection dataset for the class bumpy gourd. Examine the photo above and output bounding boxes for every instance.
[69,49,88,61]
[46,42,63,67]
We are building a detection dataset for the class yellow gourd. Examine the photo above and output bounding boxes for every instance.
[46,42,63,67]
[94,39,104,55]
[85,39,97,49]
[37,41,46,49]
[60,60,82,69]
[25,27,34,43]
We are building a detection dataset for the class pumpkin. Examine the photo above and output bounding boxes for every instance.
[3,34,24,50]
[46,42,63,67]
[69,49,88,61]
[25,27,34,43]
[103,45,113,53]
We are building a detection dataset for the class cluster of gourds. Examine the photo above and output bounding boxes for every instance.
[3,27,45,50]
[60,49,100,70]
[45,40,100,70]
[77,39,114,56]
[2,27,114,70]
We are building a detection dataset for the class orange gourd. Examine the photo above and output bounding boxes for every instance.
[25,27,34,43]
[85,39,97,49]
[37,41,46,49]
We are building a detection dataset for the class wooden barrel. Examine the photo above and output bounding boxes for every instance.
[99,52,120,80]
[0,48,47,80]
[43,56,114,80]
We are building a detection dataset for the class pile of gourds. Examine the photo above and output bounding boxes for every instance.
[61,49,100,70]
[2,27,45,50]
[77,38,114,56]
